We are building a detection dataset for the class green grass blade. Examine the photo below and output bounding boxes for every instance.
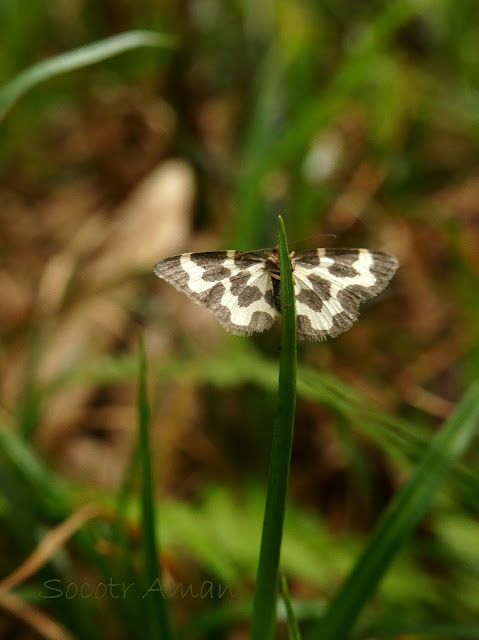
[308,382,479,640]
[0,423,68,516]
[109,438,145,636]
[282,576,302,640]
[138,337,173,640]
[250,216,297,640]
[233,1,434,247]
[0,30,177,120]
[234,44,286,248]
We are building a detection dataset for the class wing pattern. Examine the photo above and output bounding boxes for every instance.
[154,248,398,340]
[154,251,278,335]
[294,249,399,339]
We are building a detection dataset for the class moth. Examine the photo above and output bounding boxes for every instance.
[154,248,398,340]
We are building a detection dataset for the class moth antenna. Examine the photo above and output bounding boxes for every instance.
[235,247,270,255]
[287,233,337,249]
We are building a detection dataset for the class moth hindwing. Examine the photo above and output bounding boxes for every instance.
[154,247,398,340]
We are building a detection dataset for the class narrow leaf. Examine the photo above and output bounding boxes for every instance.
[0,30,177,120]
[308,382,479,640]
[282,575,302,640]
[138,337,173,640]
[250,216,297,640]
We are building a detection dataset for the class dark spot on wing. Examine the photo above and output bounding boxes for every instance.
[247,311,276,332]
[368,253,399,292]
[297,308,356,341]
[236,285,262,308]
[324,249,359,262]
[328,263,358,278]
[155,255,182,277]
[229,275,263,307]
[218,308,276,336]
[295,250,321,266]
[203,282,226,305]
[264,288,274,307]
[230,275,248,296]
[296,289,324,312]
[190,252,228,267]
[190,252,232,281]
[337,285,370,310]
[329,310,355,336]
[294,273,330,315]
[308,273,331,298]
[325,249,360,278]
[154,255,192,289]
[296,314,317,338]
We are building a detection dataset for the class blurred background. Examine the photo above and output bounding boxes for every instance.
[1,1,479,638]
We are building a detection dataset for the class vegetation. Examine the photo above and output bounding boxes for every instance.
[1,2,479,639]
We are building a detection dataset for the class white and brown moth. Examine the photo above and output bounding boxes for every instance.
[154,248,398,340]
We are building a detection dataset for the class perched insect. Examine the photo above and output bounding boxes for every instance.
[154,247,398,340]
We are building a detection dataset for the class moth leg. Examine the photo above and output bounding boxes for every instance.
[271,271,295,284]
[265,252,278,268]
[267,247,295,282]
[289,251,296,279]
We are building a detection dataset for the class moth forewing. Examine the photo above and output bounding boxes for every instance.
[293,249,398,340]
[154,250,278,336]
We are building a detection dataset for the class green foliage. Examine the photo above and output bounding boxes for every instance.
[137,338,173,639]
[250,217,297,639]
[309,383,479,639]
[0,30,176,121]
[2,0,479,638]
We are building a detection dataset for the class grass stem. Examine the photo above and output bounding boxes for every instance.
[138,337,174,640]
[250,216,297,640]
